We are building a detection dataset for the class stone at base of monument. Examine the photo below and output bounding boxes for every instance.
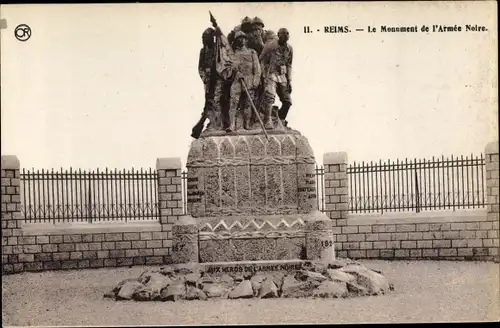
[305,212,336,263]
[180,128,335,263]
[197,214,308,262]
[171,211,335,263]
[171,216,199,264]
[105,258,394,302]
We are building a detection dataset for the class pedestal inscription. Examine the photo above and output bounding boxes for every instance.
[298,165,316,213]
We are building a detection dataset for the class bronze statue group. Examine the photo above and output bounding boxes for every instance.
[191,14,293,139]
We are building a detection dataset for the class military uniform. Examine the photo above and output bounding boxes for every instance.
[259,37,293,127]
[249,17,266,55]
[246,30,264,55]
[227,31,262,132]
[198,32,225,131]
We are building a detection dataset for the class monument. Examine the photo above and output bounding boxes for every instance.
[182,13,335,265]
[106,12,393,302]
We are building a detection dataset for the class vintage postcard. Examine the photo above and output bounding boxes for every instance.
[1,1,498,326]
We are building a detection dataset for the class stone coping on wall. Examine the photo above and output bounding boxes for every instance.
[20,221,162,236]
[346,208,487,226]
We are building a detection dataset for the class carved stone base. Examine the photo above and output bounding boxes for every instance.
[179,129,334,265]
[186,131,318,218]
[305,212,336,263]
[172,216,199,264]
[193,211,333,263]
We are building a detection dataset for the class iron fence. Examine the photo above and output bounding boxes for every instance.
[346,154,486,213]
[21,168,159,223]
[182,170,188,215]
[20,153,486,223]
[315,165,326,212]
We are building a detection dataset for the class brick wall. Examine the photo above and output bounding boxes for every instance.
[1,155,182,274]
[323,152,349,225]
[1,140,498,274]
[331,210,498,261]
[324,141,500,262]
[157,158,184,235]
[1,156,23,273]
[485,141,499,236]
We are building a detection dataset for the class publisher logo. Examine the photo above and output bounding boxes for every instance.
[14,24,31,42]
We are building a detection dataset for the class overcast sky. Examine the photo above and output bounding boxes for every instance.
[1,1,497,170]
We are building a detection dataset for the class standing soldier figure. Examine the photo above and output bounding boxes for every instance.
[259,27,293,129]
[248,18,269,128]
[197,27,223,132]
[226,31,262,132]
[248,17,266,55]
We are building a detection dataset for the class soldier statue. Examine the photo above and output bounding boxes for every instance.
[259,27,293,128]
[196,27,222,132]
[192,12,294,138]
[247,17,266,56]
[228,16,253,48]
[226,31,262,132]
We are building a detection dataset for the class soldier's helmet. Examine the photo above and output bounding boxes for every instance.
[241,16,253,26]
[202,28,215,37]
[234,31,247,39]
[263,30,277,43]
[252,17,265,28]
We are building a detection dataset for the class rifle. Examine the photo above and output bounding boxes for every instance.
[191,58,217,139]
[190,104,208,139]
[239,78,269,141]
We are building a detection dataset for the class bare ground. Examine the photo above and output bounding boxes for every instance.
[2,260,499,326]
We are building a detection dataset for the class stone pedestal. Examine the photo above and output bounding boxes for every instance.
[186,130,317,217]
[171,216,199,264]
[305,211,336,263]
[197,214,307,262]
[184,129,334,263]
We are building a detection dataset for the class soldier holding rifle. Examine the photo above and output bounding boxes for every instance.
[226,31,262,132]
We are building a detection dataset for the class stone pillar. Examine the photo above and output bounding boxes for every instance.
[1,155,23,274]
[323,152,349,226]
[305,212,335,263]
[485,141,499,262]
[171,215,199,264]
[156,158,184,261]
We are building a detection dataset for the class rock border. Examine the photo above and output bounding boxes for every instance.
[105,259,394,302]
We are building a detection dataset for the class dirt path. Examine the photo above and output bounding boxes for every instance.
[2,260,499,325]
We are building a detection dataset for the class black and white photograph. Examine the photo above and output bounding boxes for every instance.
[1,1,498,325]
